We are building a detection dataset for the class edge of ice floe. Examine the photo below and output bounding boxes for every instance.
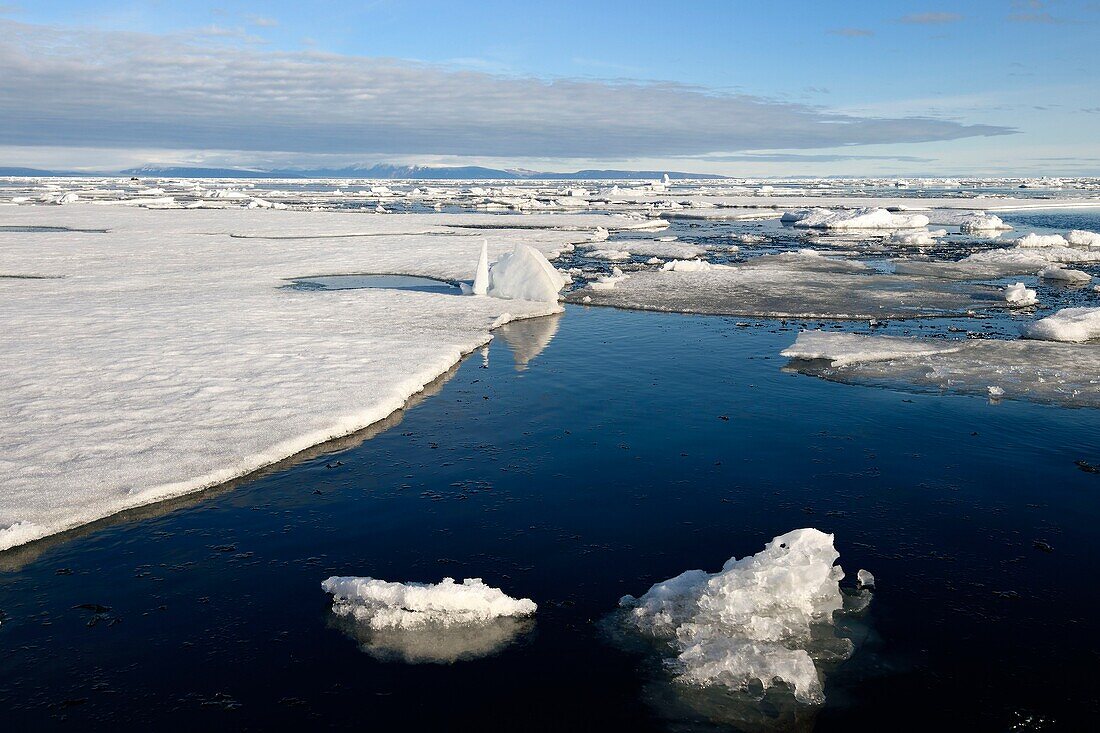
[0,304,562,553]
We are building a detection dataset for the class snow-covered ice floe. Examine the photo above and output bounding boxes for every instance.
[1023,307,1100,343]
[959,214,1012,234]
[783,331,1100,408]
[322,576,536,664]
[0,206,651,551]
[785,207,929,230]
[568,253,1004,320]
[615,528,868,705]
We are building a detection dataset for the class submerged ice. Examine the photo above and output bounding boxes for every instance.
[617,528,864,705]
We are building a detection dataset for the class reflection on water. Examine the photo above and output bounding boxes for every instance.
[284,273,460,294]
[328,614,535,665]
[497,312,562,371]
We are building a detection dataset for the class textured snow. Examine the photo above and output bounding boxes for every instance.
[781,331,964,367]
[618,528,855,704]
[1023,307,1100,343]
[784,332,1100,408]
[0,205,628,550]
[661,259,730,273]
[888,228,947,246]
[1016,233,1069,249]
[322,576,537,629]
[1067,230,1100,249]
[487,243,566,302]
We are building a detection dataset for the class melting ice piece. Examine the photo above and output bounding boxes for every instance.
[1004,282,1038,306]
[959,214,1012,233]
[1037,265,1091,284]
[322,576,536,630]
[487,243,566,302]
[472,240,489,295]
[618,528,859,704]
[856,569,875,588]
[1067,230,1100,249]
[788,207,929,230]
[1023,307,1100,343]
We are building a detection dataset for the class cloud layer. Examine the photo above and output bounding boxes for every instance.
[0,20,1012,160]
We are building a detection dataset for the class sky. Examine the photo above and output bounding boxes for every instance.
[0,0,1097,176]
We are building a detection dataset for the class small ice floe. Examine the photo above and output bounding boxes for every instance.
[856,569,875,589]
[246,198,288,210]
[959,214,1012,234]
[1023,307,1100,343]
[1016,233,1068,249]
[787,207,929,230]
[888,228,947,247]
[322,576,536,664]
[660,259,730,273]
[1067,230,1100,249]
[988,385,1005,398]
[1037,265,1091,284]
[1004,282,1038,306]
[586,248,632,261]
[781,331,963,367]
[589,267,630,291]
[486,244,566,302]
[616,528,866,705]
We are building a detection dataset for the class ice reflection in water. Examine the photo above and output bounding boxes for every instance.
[329,614,535,665]
[497,312,562,371]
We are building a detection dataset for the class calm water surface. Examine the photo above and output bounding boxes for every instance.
[0,305,1097,731]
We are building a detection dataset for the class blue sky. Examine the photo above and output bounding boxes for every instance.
[1,1,1097,175]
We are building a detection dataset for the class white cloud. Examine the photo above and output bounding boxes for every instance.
[0,19,1011,162]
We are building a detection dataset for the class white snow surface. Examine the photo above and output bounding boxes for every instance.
[1004,282,1038,306]
[618,528,851,704]
[1067,230,1100,249]
[322,576,537,629]
[0,206,643,551]
[1037,265,1091,284]
[1023,307,1100,343]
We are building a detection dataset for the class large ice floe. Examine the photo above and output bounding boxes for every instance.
[322,576,536,664]
[615,529,867,705]
[783,331,1100,408]
[0,205,659,551]
[568,252,1004,319]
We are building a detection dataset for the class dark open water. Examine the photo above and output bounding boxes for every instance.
[0,305,1097,731]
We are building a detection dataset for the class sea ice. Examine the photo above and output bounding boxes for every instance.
[959,214,1012,233]
[1004,282,1038,306]
[1067,230,1100,249]
[783,332,1100,408]
[1037,265,1091,284]
[618,528,858,704]
[788,207,930,230]
[1023,307,1100,343]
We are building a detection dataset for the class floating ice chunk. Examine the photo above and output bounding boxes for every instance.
[1004,282,1038,306]
[888,229,947,246]
[1038,265,1091,284]
[791,207,929,230]
[589,267,631,290]
[487,244,566,302]
[1016,233,1068,249]
[1023,307,1100,343]
[618,528,853,704]
[856,569,875,589]
[781,331,964,367]
[959,214,1012,233]
[246,198,287,210]
[661,259,730,273]
[988,385,1005,398]
[472,240,489,295]
[590,226,610,242]
[586,248,632,261]
[1067,230,1100,249]
[609,241,707,259]
[322,576,536,630]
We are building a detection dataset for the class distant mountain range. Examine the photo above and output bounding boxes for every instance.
[1,163,727,180]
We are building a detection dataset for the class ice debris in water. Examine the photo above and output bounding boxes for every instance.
[781,331,963,367]
[617,528,861,704]
[1016,233,1068,249]
[487,243,566,302]
[322,576,536,629]
[1066,230,1100,249]
[959,213,1012,233]
[856,569,876,589]
[1023,307,1100,343]
[1004,282,1038,306]
[988,385,1005,398]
